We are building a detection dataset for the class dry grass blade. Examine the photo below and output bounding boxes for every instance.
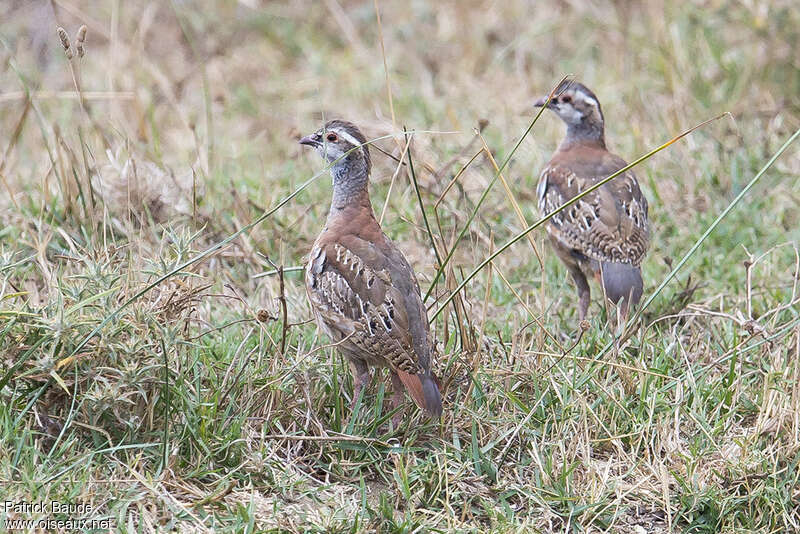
[423,76,569,302]
[493,263,563,351]
[433,147,483,210]
[252,265,304,279]
[476,130,543,268]
[0,91,135,102]
[373,0,397,141]
[378,134,411,224]
[0,96,31,210]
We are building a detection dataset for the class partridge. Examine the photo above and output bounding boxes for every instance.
[299,120,443,422]
[534,81,649,321]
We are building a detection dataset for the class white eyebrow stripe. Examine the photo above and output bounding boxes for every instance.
[575,91,598,108]
[333,128,364,149]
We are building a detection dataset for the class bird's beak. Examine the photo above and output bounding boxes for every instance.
[299,134,321,147]
[533,96,553,109]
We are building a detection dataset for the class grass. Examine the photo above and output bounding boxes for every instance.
[1,0,800,532]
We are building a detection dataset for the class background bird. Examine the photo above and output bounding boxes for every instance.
[299,119,443,425]
[534,81,650,322]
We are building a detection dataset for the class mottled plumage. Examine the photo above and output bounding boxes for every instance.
[535,82,650,320]
[300,120,442,421]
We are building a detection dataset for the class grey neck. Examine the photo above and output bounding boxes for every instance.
[329,157,371,212]
[562,121,606,149]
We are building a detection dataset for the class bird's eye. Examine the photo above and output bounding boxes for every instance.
[560,95,572,104]
[326,132,338,142]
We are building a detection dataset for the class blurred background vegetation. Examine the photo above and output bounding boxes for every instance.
[1,1,799,532]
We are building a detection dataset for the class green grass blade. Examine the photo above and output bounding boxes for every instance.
[405,128,443,269]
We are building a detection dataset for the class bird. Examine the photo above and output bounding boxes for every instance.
[299,119,442,424]
[534,81,649,322]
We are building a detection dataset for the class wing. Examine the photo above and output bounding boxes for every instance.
[305,234,427,376]
[380,235,432,371]
[537,156,649,266]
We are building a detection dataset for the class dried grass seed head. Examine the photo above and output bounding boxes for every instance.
[57,26,73,59]
[76,24,87,57]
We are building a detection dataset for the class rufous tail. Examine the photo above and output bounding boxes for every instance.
[397,370,442,417]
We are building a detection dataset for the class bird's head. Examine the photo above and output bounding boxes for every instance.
[534,81,604,131]
[299,119,371,175]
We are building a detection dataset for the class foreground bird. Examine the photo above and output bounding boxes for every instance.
[299,120,442,423]
[535,81,649,321]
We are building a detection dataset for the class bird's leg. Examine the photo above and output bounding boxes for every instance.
[348,359,370,413]
[570,267,591,321]
[390,372,405,428]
